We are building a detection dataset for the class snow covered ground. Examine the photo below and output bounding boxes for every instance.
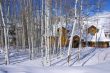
[0,60,110,73]
[0,47,110,73]
[0,48,30,65]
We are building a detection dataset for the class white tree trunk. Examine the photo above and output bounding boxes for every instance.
[67,0,78,66]
[31,33,34,60]
[44,0,51,66]
[0,2,9,65]
[41,0,45,66]
[1,29,3,49]
[78,0,83,62]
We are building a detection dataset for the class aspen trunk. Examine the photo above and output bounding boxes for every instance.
[0,2,9,65]
[67,0,78,66]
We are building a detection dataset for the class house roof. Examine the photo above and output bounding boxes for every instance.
[84,21,102,30]
[68,24,110,42]
[68,29,87,40]
[49,20,110,42]
[87,28,110,42]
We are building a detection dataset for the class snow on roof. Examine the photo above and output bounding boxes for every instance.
[50,12,110,37]
[52,22,67,29]
[84,12,110,32]
[84,20,102,29]
[87,28,110,42]
[68,29,86,41]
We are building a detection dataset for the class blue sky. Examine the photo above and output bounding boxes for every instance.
[1,0,110,17]
[103,0,110,11]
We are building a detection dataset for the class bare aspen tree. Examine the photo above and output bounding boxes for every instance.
[44,0,51,66]
[53,1,57,56]
[0,28,3,49]
[59,0,63,58]
[41,0,45,66]
[77,0,83,62]
[67,0,78,66]
[55,0,59,58]
[29,0,34,60]
[24,0,34,60]
[0,0,9,65]
[48,0,53,66]
[20,0,26,50]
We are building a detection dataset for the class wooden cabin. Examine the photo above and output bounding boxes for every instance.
[49,24,110,48]
[87,25,110,48]
[88,42,109,48]
[87,25,99,35]
[72,35,86,48]
[57,27,69,47]
[72,35,80,48]
[48,27,69,48]
[57,27,69,36]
